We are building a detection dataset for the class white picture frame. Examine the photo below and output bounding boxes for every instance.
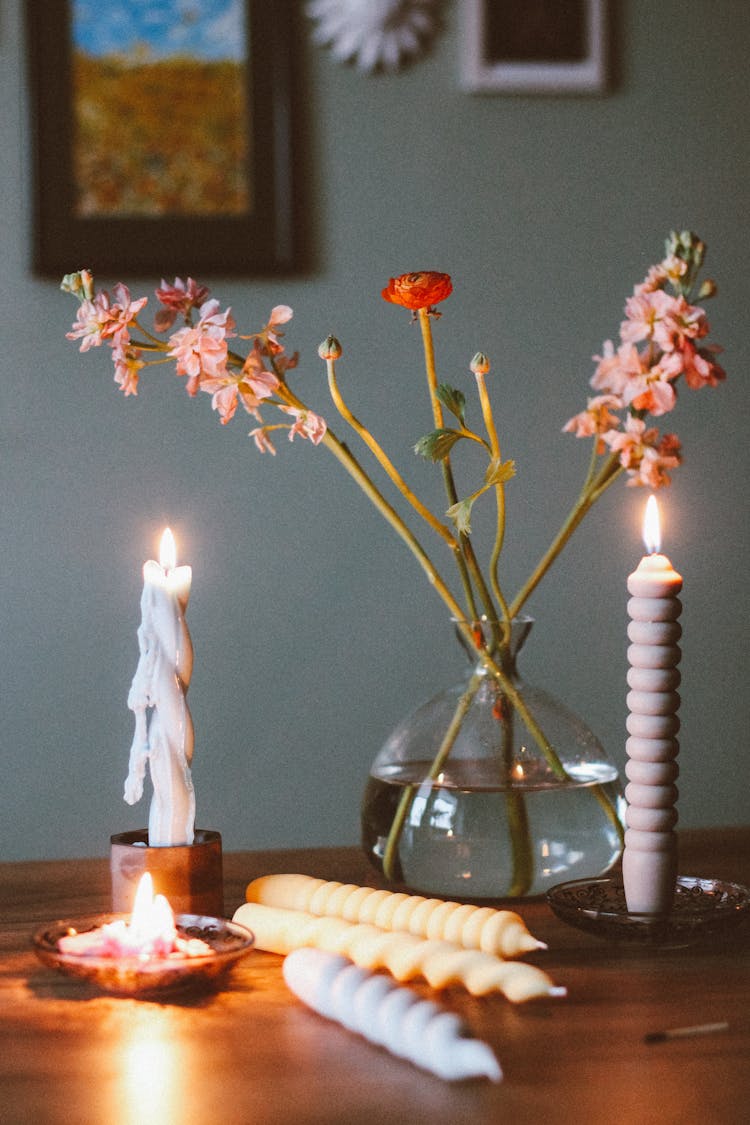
[460,0,608,95]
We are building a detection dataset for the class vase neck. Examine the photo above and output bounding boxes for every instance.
[454,616,533,677]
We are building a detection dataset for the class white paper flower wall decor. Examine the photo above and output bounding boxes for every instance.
[306,0,441,74]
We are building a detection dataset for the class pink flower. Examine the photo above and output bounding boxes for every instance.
[621,290,707,354]
[681,341,726,390]
[154,277,210,332]
[563,394,623,452]
[249,427,277,455]
[620,351,683,416]
[108,283,148,337]
[264,305,294,355]
[632,256,686,296]
[633,263,668,296]
[67,285,147,351]
[201,367,279,425]
[590,341,643,396]
[198,342,280,424]
[239,343,281,413]
[634,434,682,488]
[111,342,144,396]
[653,295,708,352]
[661,254,689,286]
[66,293,115,351]
[602,416,681,487]
[269,304,293,328]
[620,288,674,347]
[280,406,327,444]
[168,299,235,393]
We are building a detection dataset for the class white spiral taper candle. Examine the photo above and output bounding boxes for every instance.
[283,948,502,1083]
[622,495,682,914]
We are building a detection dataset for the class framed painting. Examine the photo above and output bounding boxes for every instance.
[27,1,295,277]
[460,0,608,94]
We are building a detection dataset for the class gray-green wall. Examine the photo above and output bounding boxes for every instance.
[1,2,748,860]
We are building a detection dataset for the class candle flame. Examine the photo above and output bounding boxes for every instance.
[643,495,662,555]
[129,872,178,951]
[159,527,177,572]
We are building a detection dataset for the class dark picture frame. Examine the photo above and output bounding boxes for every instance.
[27,1,295,277]
[460,0,607,94]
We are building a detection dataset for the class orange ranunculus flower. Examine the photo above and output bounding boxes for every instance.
[381,271,453,310]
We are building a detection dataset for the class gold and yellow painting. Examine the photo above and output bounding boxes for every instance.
[71,0,251,218]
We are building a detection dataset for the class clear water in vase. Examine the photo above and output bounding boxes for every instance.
[362,758,624,899]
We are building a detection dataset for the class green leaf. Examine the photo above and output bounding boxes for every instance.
[446,496,475,535]
[485,458,516,486]
[414,428,463,461]
[436,383,466,424]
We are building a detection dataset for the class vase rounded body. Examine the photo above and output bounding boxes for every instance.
[361,619,625,898]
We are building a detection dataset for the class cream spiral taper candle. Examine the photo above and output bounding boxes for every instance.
[245,874,545,957]
[283,948,502,1083]
[233,902,565,1002]
[622,496,682,914]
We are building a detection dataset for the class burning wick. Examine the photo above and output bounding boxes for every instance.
[58,873,212,959]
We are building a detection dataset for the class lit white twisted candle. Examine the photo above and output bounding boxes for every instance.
[124,528,195,846]
[622,496,682,913]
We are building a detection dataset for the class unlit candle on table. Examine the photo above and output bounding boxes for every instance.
[622,495,682,914]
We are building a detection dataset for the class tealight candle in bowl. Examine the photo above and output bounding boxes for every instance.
[33,873,253,997]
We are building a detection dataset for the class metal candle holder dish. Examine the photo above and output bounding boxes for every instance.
[546,875,750,948]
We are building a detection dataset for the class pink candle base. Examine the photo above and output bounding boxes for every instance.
[621,831,678,914]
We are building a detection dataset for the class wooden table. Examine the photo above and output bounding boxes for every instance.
[1,829,748,1125]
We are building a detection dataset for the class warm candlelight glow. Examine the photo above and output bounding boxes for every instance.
[117,1012,185,1125]
[159,526,177,572]
[642,495,662,555]
[56,872,212,959]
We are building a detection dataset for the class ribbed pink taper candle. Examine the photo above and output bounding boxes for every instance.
[622,496,682,914]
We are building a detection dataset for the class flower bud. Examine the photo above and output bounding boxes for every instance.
[318,335,342,360]
[697,278,717,299]
[470,351,491,375]
[61,269,95,300]
[79,269,95,299]
[60,273,79,295]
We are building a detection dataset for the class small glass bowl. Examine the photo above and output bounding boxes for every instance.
[33,913,253,996]
[546,875,750,948]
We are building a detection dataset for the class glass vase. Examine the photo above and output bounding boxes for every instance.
[361,617,625,899]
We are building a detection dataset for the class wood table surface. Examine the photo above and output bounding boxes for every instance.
[1,828,748,1125]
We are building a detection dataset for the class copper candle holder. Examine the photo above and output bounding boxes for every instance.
[110,828,224,915]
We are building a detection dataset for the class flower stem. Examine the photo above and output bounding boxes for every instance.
[318,430,467,619]
[509,452,623,619]
[417,309,500,634]
[382,669,485,881]
[325,356,458,550]
[474,368,511,630]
